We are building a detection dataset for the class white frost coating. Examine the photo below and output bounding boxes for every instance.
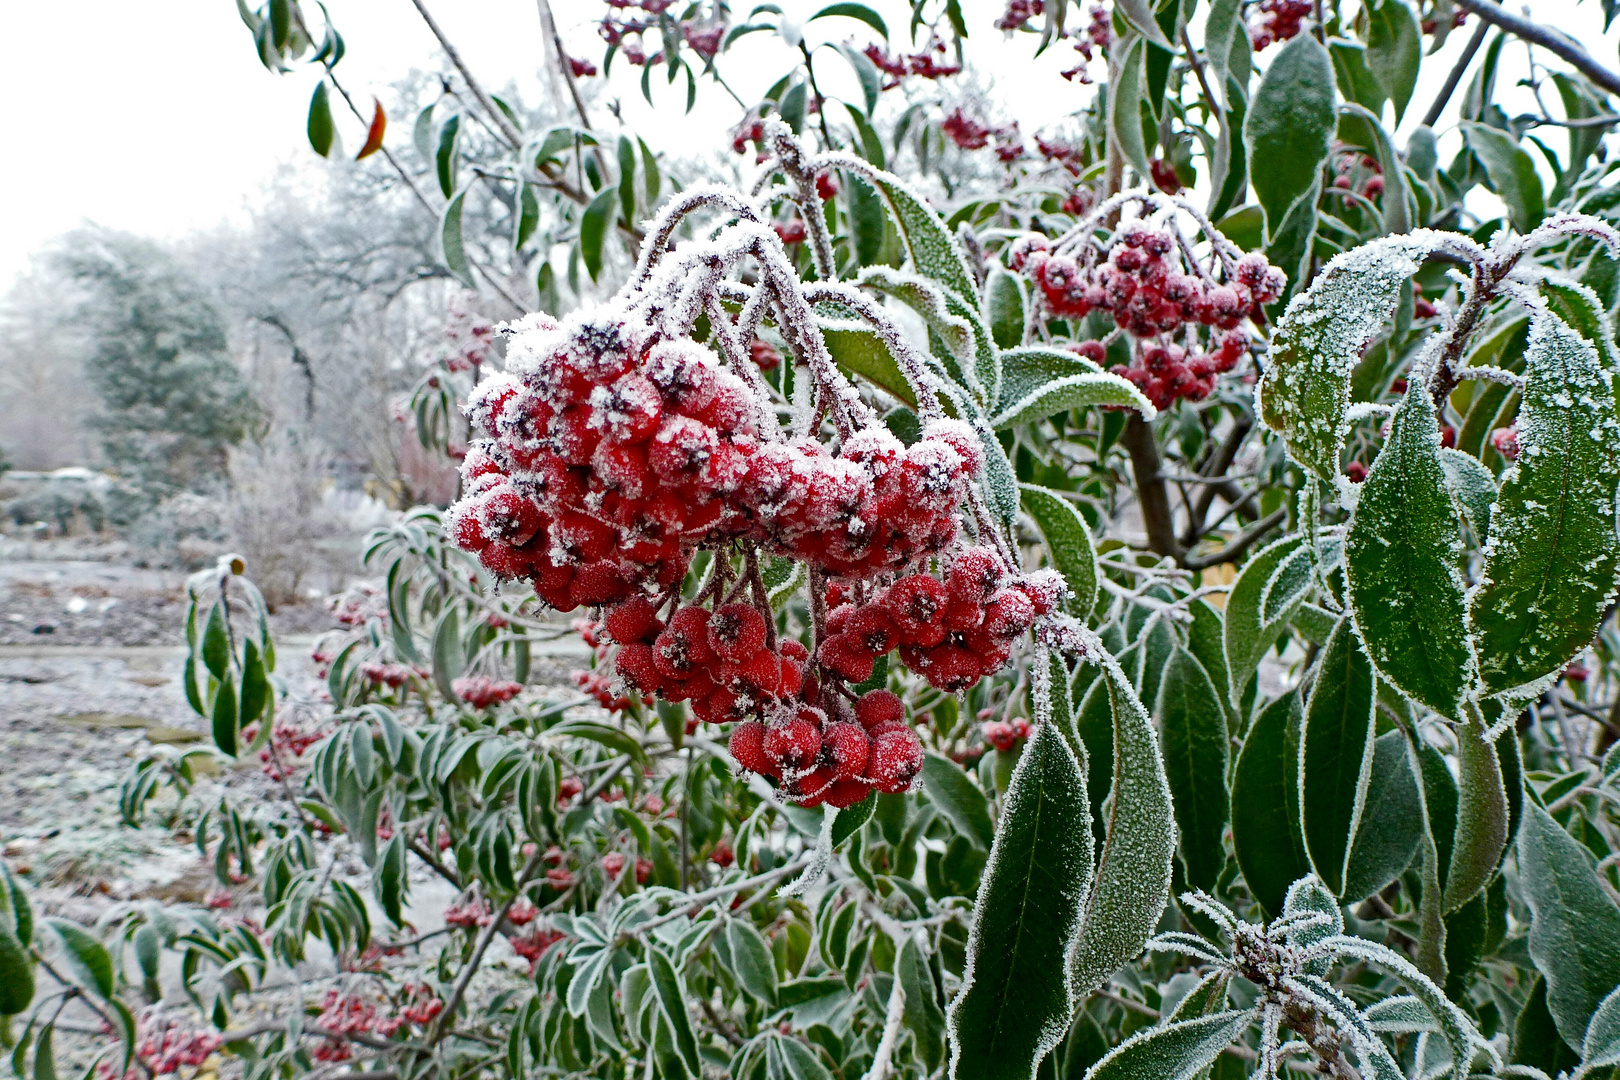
[1257,232,1459,483]
[780,803,837,898]
[991,371,1156,429]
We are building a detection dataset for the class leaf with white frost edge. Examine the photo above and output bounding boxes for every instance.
[1156,647,1230,892]
[947,723,1092,1080]
[1222,533,1306,712]
[1584,982,1620,1067]
[1299,617,1377,897]
[1442,714,1508,914]
[1019,484,1099,618]
[1343,374,1470,717]
[1467,307,1620,698]
[1080,1010,1257,1080]
[991,371,1155,430]
[1068,643,1175,998]
[1257,232,1451,485]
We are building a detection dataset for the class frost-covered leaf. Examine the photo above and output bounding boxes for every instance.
[1517,800,1620,1049]
[1341,731,1423,902]
[1231,691,1311,917]
[1364,995,1438,1034]
[996,346,1103,418]
[1469,308,1620,697]
[1069,644,1175,997]
[1257,233,1449,483]
[647,946,700,1075]
[1156,647,1229,891]
[1243,32,1336,238]
[859,169,981,312]
[1584,982,1620,1067]
[1542,277,1620,377]
[1463,122,1545,233]
[1108,39,1151,181]
[1344,378,1469,716]
[858,267,984,402]
[820,318,918,407]
[992,370,1154,430]
[984,267,1025,351]
[900,933,946,1072]
[1081,1010,1257,1080]
[726,918,778,1007]
[1443,716,1508,913]
[1223,534,1305,710]
[1019,484,1098,617]
[1439,448,1496,539]
[1300,618,1377,897]
[1365,0,1421,123]
[948,723,1092,1080]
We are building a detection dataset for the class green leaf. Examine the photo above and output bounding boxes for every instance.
[1156,648,1229,891]
[212,672,238,758]
[2,865,32,947]
[1584,982,1620,1067]
[1203,0,1242,99]
[1344,379,1469,716]
[997,346,1101,413]
[836,44,882,117]
[1541,278,1620,376]
[307,81,336,158]
[855,267,985,400]
[984,268,1025,351]
[726,919,778,1007]
[580,188,618,284]
[440,190,476,290]
[776,1036,833,1080]
[1462,122,1545,233]
[1365,0,1421,123]
[1082,1010,1257,1080]
[992,371,1154,430]
[1257,234,1446,483]
[617,134,638,227]
[1516,801,1620,1049]
[0,929,33,1015]
[1244,33,1336,239]
[239,638,270,730]
[46,919,113,999]
[201,602,230,680]
[899,934,946,1072]
[1443,715,1508,913]
[435,113,461,199]
[832,789,876,846]
[1439,448,1495,539]
[1114,0,1174,49]
[1019,484,1099,618]
[1222,533,1305,709]
[647,947,700,1075]
[1469,308,1620,698]
[1341,731,1424,902]
[34,1024,55,1080]
[1108,38,1151,182]
[375,831,406,925]
[779,80,808,135]
[809,2,887,39]
[431,606,462,702]
[1070,644,1175,998]
[920,752,993,850]
[1300,618,1377,897]
[821,321,917,407]
[948,723,1092,1080]
[1230,691,1310,917]
[515,183,540,252]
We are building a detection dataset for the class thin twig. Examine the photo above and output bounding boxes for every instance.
[1183,507,1289,570]
[1421,17,1491,128]
[1451,0,1620,97]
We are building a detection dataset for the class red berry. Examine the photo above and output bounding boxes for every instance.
[867,728,924,793]
[854,689,904,731]
[948,547,1003,606]
[729,721,776,776]
[818,632,875,683]
[823,779,873,808]
[708,603,768,662]
[605,597,663,644]
[846,604,899,658]
[615,642,663,695]
[821,722,871,780]
[764,708,824,772]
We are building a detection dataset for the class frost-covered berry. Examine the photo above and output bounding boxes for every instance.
[867,728,924,793]
[708,602,768,662]
[729,720,776,776]
[764,707,824,771]
[605,597,663,644]
[821,722,871,780]
[854,689,905,731]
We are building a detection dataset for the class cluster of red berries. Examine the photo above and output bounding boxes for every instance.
[728,689,925,808]
[609,599,810,726]
[601,851,655,882]
[443,291,495,373]
[596,0,722,64]
[574,668,645,712]
[863,41,962,88]
[1490,424,1520,461]
[330,584,385,628]
[1059,5,1112,83]
[994,0,1044,31]
[244,718,326,781]
[451,674,523,708]
[127,1013,223,1076]
[317,990,404,1039]
[942,109,1023,162]
[511,927,567,972]
[447,308,981,607]
[1114,332,1251,411]
[983,716,1033,752]
[818,549,1064,692]
[1016,225,1286,337]
[1249,0,1312,49]
[444,900,492,928]
[360,661,418,688]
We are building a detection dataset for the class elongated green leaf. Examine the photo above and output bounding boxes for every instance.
[212,672,238,758]
[440,191,476,290]
[920,752,993,850]
[860,170,978,309]
[240,637,270,731]
[0,929,32,1014]
[1231,691,1310,917]
[726,919,777,1007]
[1222,533,1304,709]
[997,346,1102,414]
[1300,618,1376,897]
[1203,0,1242,100]
[1469,308,1620,697]
[580,187,617,282]
[1070,644,1174,997]
[1443,715,1507,913]
[1344,379,1469,716]
[984,268,1025,352]
[1244,33,1336,238]
[1083,1009,1257,1080]
[435,113,460,198]
[374,831,406,925]
[1341,731,1423,902]
[1542,278,1620,376]
[201,602,229,679]
[1517,801,1620,1049]
[899,934,946,1071]
[1019,484,1098,618]
[948,723,1092,1080]
[1463,122,1545,233]
[1365,0,1421,122]
[1156,648,1229,891]
[307,81,335,157]
[47,919,113,999]
[993,371,1154,429]
[1258,545,1313,626]
[431,606,461,702]
[821,321,917,407]
[647,947,700,1075]
[856,266,986,400]
[1439,448,1495,538]
[811,2,887,37]
[1258,234,1447,483]
[1109,39,1151,182]
[1585,983,1620,1067]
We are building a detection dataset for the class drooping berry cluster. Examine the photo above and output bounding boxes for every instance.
[128,1013,225,1076]
[943,108,1024,162]
[993,0,1044,31]
[596,0,723,65]
[1114,332,1251,411]
[443,291,495,373]
[818,549,1064,692]
[1059,4,1112,83]
[728,689,925,808]
[863,40,962,88]
[448,308,981,608]
[983,715,1033,752]
[451,674,523,709]
[607,599,809,726]
[1248,0,1312,49]
[1018,224,1285,336]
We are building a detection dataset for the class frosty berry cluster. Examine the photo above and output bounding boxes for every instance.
[728,689,925,809]
[818,549,1064,692]
[1248,0,1312,49]
[448,308,981,608]
[450,674,523,709]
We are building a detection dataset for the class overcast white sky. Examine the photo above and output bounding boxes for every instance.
[1,0,1614,291]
